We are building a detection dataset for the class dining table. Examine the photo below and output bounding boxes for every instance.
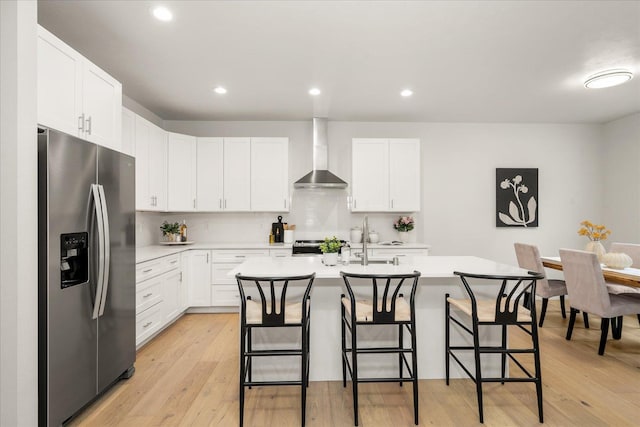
[541,256,640,288]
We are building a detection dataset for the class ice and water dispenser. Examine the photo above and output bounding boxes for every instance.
[60,232,89,288]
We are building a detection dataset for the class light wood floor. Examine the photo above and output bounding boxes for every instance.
[70,302,640,426]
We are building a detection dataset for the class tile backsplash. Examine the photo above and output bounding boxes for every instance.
[137,190,421,246]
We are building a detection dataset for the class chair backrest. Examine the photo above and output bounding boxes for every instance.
[514,243,552,295]
[609,242,640,267]
[558,249,610,317]
[454,271,543,325]
[235,273,315,326]
[340,271,421,323]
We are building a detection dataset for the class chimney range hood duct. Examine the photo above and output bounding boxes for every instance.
[294,118,348,189]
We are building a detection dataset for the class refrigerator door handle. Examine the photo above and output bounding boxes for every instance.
[97,184,110,317]
[91,184,106,320]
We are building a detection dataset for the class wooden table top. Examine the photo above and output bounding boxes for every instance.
[541,256,640,288]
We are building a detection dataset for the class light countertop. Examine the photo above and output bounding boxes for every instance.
[136,242,430,264]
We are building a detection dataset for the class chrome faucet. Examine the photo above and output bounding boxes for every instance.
[362,215,369,266]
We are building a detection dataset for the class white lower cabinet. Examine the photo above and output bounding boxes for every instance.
[187,250,212,307]
[211,249,269,307]
[135,253,184,347]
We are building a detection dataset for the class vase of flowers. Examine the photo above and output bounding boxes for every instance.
[578,220,611,262]
[394,216,415,243]
[319,236,342,266]
[160,221,181,242]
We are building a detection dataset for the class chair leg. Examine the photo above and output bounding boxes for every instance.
[301,321,307,427]
[566,308,577,340]
[445,294,450,385]
[500,324,507,385]
[341,301,347,387]
[411,319,419,425]
[399,323,404,387]
[559,295,566,319]
[531,319,544,423]
[598,318,610,355]
[538,298,549,327]
[637,314,640,326]
[472,317,484,423]
[239,324,246,427]
[583,312,589,329]
[612,316,623,340]
[351,318,359,426]
[247,327,253,388]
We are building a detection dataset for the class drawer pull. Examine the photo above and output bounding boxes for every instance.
[170,260,178,264]
[143,268,153,273]
[143,322,152,328]
[143,293,153,298]
[235,255,246,258]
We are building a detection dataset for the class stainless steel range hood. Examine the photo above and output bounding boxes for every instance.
[294,118,348,189]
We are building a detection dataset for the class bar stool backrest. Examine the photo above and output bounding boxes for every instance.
[454,271,543,325]
[236,273,316,326]
[340,271,421,324]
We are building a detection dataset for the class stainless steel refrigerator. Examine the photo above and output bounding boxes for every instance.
[38,127,136,426]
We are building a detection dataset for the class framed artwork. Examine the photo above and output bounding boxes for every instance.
[496,168,538,227]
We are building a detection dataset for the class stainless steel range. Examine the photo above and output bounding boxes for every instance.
[292,239,346,256]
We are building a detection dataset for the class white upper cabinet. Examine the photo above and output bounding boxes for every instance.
[135,115,167,211]
[196,138,224,211]
[223,138,251,211]
[37,26,122,150]
[121,107,135,156]
[167,133,197,212]
[388,139,421,212]
[352,138,421,212]
[251,138,289,212]
[352,139,390,211]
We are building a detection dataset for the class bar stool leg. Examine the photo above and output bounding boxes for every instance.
[399,323,404,387]
[351,318,359,426]
[411,321,419,425]
[247,328,253,388]
[500,324,507,385]
[445,294,450,385]
[301,318,307,427]
[472,320,484,423]
[531,319,544,423]
[341,299,347,387]
[239,324,246,427]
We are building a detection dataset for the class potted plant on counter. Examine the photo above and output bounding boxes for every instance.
[160,221,181,242]
[319,236,342,266]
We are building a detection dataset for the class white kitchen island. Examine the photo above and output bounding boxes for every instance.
[229,256,532,381]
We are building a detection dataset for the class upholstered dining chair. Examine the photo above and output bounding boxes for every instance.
[609,242,640,267]
[514,243,568,326]
[559,249,640,355]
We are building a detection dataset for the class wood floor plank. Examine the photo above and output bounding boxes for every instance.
[69,305,640,426]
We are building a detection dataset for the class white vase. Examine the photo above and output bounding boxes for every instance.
[323,252,339,266]
[585,241,606,262]
[398,231,410,243]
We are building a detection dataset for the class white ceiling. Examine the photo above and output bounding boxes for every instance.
[38,0,640,124]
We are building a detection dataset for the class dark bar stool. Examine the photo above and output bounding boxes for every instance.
[340,270,421,426]
[236,273,316,427]
[445,271,545,423]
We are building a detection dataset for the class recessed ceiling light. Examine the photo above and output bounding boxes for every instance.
[584,69,633,89]
[308,88,321,96]
[213,86,227,94]
[152,6,173,22]
[400,89,413,97]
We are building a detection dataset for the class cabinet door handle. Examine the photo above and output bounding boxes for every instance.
[219,199,222,209]
[284,199,287,209]
[143,268,153,273]
[391,199,394,209]
[170,260,178,264]
[193,199,196,209]
[85,116,92,135]
[207,253,209,263]
[143,293,153,298]
[224,199,227,209]
[143,322,152,328]
[235,255,246,258]
[353,199,357,209]
[78,114,85,132]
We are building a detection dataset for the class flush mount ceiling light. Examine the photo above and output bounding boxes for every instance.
[308,88,321,96]
[152,6,173,22]
[213,86,227,94]
[584,69,633,89]
[400,89,413,97]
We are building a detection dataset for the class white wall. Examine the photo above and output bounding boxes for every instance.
[603,112,640,245]
[0,1,38,425]
[147,120,604,264]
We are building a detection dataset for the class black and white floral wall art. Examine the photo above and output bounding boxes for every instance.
[496,168,538,227]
